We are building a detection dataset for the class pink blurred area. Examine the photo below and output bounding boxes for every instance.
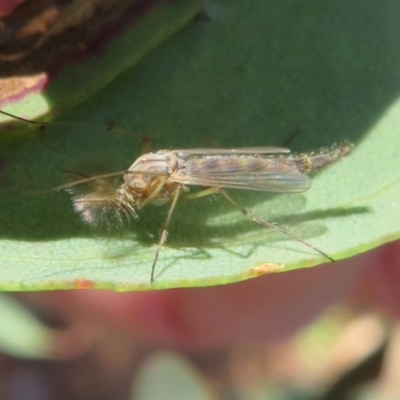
[0,0,22,16]
[20,241,400,350]
[5,241,398,399]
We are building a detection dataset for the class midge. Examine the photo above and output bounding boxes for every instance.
[0,110,353,283]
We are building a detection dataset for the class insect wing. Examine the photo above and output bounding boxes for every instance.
[175,147,291,156]
[175,155,311,193]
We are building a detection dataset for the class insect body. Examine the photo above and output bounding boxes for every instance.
[0,108,353,284]
[65,143,353,283]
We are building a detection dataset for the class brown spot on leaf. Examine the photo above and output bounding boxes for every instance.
[73,278,95,290]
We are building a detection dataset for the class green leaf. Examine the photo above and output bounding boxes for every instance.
[0,0,399,291]
[0,294,56,359]
[132,352,212,400]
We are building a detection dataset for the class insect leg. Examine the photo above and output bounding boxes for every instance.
[140,137,152,155]
[151,184,184,283]
[139,177,169,208]
[218,189,335,262]
[0,109,152,153]
[0,109,45,125]
[180,187,219,201]
[106,118,151,154]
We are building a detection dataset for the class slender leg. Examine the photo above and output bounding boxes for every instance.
[151,184,183,283]
[218,189,334,262]
[43,170,167,193]
[182,186,333,262]
[182,188,335,262]
[140,137,152,155]
[0,109,46,125]
[0,109,152,155]
[181,187,219,201]
[138,177,168,208]
[107,119,151,154]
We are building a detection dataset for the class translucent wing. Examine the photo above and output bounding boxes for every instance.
[173,147,290,156]
[174,155,311,193]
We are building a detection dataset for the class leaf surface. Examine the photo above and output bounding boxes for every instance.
[0,0,399,291]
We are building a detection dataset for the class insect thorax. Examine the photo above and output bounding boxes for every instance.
[122,152,179,207]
